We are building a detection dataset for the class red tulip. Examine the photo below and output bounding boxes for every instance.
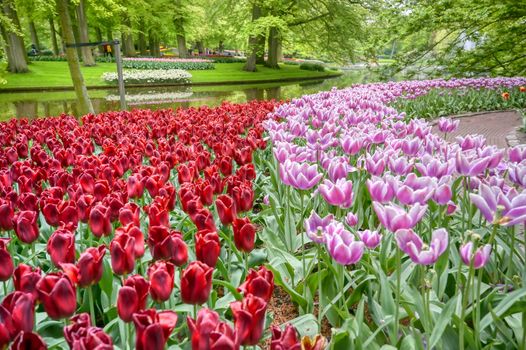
[117,274,150,323]
[148,261,175,303]
[233,217,256,253]
[62,245,106,288]
[0,199,14,230]
[1,292,35,334]
[187,308,238,350]
[127,174,145,199]
[238,163,256,181]
[14,211,39,244]
[119,202,140,227]
[11,331,47,350]
[234,146,252,165]
[47,228,76,267]
[199,183,214,207]
[233,182,254,212]
[181,261,213,305]
[216,194,237,226]
[76,194,95,223]
[147,226,188,266]
[115,223,145,258]
[133,309,178,350]
[110,232,136,275]
[0,238,14,281]
[64,313,113,349]
[231,294,267,346]
[146,202,169,227]
[238,266,274,302]
[192,209,216,231]
[195,229,220,268]
[36,273,77,319]
[177,163,195,184]
[13,264,41,300]
[89,204,112,238]
[218,156,233,176]
[271,324,301,350]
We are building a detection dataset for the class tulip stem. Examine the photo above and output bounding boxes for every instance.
[244,253,250,279]
[459,265,474,350]
[317,244,323,334]
[393,247,401,345]
[2,281,7,297]
[299,191,307,301]
[88,286,96,326]
[193,304,198,320]
[473,268,483,350]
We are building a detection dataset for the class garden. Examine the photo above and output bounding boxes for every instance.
[0,76,525,350]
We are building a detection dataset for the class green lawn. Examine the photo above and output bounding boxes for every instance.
[0,61,339,89]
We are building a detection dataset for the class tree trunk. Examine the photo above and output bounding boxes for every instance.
[95,26,104,55]
[148,30,160,57]
[56,0,94,115]
[76,0,95,66]
[1,0,28,73]
[121,17,136,57]
[29,21,40,49]
[243,4,262,72]
[265,26,280,69]
[196,41,204,55]
[256,34,265,64]
[49,17,60,55]
[138,20,148,56]
[174,19,187,58]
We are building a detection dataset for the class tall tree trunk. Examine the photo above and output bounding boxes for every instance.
[76,0,95,66]
[121,17,135,57]
[255,34,265,64]
[243,3,262,72]
[174,19,187,58]
[138,20,148,56]
[49,17,60,55]
[56,0,94,115]
[148,30,160,57]
[196,41,204,55]
[1,0,28,73]
[29,21,40,49]
[69,4,82,58]
[265,26,279,69]
[95,26,104,55]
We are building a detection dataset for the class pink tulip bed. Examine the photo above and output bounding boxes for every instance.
[0,77,525,349]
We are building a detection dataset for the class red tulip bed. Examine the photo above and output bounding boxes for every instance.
[0,101,289,350]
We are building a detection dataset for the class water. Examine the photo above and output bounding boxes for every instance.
[0,70,380,120]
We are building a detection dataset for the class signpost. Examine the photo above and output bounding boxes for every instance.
[65,40,127,111]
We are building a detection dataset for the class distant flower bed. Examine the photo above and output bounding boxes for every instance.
[29,56,114,63]
[105,91,193,102]
[122,57,214,70]
[101,69,192,85]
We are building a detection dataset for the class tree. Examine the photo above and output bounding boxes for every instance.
[28,20,39,48]
[49,16,60,55]
[174,0,188,58]
[243,2,262,71]
[56,0,94,115]
[0,0,28,73]
[371,0,526,77]
[76,0,95,65]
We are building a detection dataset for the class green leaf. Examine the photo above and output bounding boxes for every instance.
[265,263,307,309]
[480,288,526,331]
[429,295,459,349]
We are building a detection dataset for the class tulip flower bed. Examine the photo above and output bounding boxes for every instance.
[1,76,526,350]
[262,77,526,349]
[122,58,215,71]
[102,69,192,85]
[0,101,291,350]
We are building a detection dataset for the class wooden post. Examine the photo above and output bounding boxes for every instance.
[113,40,127,111]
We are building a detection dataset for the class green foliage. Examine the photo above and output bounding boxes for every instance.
[394,86,526,119]
[369,0,526,77]
[299,62,325,72]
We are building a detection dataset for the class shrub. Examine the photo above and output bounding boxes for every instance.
[299,62,325,72]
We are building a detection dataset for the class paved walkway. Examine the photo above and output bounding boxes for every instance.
[433,111,523,148]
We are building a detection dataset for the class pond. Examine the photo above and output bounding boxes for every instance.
[0,70,380,120]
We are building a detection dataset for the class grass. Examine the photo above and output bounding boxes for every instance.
[0,61,340,89]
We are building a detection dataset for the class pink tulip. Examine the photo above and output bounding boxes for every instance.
[459,242,491,269]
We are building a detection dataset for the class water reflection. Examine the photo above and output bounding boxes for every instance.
[0,70,379,120]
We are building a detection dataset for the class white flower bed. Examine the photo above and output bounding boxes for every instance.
[101,69,192,85]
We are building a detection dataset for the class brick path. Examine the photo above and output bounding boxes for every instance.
[433,111,523,148]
